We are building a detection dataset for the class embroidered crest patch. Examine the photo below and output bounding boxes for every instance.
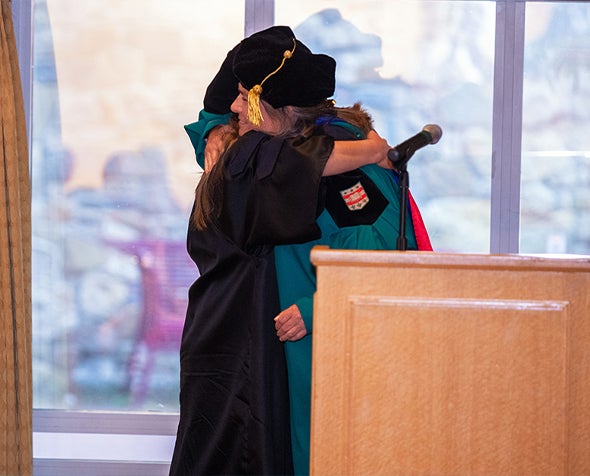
[339,181,369,211]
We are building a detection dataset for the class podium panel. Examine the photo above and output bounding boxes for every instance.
[310,249,590,476]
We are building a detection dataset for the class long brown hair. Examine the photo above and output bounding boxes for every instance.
[191,101,373,230]
[192,116,239,231]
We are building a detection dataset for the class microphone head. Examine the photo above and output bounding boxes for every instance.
[423,124,443,144]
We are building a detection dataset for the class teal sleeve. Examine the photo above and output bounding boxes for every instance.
[274,241,319,336]
[293,295,314,334]
[184,110,232,168]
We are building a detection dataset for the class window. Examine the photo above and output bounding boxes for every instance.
[31,0,244,412]
[277,1,497,252]
[521,2,590,254]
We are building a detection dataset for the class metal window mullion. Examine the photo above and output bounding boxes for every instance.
[490,0,526,254]
[244,0,274,36]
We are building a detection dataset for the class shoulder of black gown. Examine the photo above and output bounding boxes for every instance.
[223,131,335,247]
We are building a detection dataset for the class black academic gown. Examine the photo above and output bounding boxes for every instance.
[169,131,333,476]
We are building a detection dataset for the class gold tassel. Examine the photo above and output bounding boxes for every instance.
[246,39,297,127]
[248,84,264,127]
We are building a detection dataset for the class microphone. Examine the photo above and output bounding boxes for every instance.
[388,124,442,167]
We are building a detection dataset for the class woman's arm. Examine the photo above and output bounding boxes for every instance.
[322,130,393,176]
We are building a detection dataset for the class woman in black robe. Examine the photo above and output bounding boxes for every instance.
[169,26,393,476]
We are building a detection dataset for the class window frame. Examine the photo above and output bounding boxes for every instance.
[491,0,525,253]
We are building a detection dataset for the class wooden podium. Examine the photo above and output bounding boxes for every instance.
[309,248,590,476]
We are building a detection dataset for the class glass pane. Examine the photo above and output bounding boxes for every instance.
[521,2,590,255]
[276,0,496,252]
[32,0,244,410]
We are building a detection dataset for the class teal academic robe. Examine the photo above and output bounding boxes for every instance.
[274,121,418,475]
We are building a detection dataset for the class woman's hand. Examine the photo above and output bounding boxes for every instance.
[274,304,307,342]
[366,130,394,170]
[204,124,233,172]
